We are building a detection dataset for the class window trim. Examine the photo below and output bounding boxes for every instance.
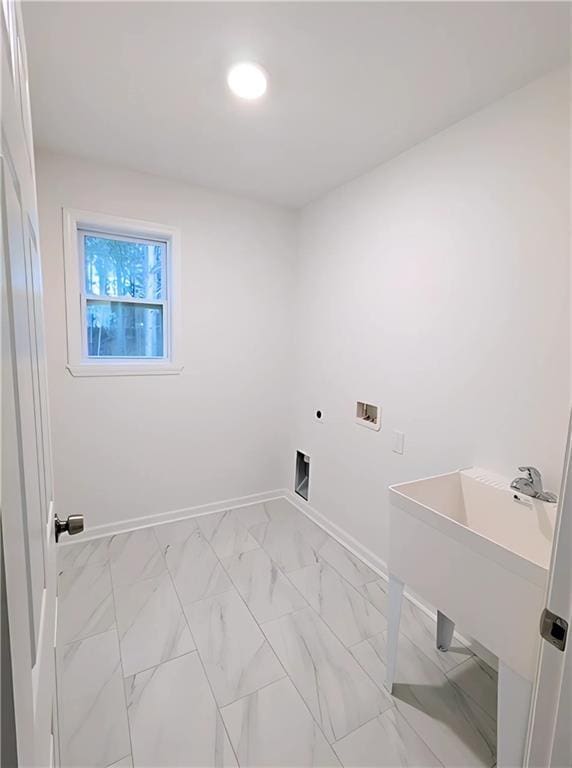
[63,208,183,377]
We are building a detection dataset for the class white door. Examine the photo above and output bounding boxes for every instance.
[2,1,60,765]
[525,410,572,767]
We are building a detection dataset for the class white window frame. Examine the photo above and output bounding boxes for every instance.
[63,208,183,376]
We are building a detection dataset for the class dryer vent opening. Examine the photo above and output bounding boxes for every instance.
[295,451,310,501]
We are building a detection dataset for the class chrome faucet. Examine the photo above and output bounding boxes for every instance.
[510,466,557,503]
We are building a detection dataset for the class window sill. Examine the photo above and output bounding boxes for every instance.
[66,362,184,377]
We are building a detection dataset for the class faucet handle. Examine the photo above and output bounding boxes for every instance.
[518,466,542,490]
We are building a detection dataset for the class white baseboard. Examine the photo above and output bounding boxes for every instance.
[58,488,286,545]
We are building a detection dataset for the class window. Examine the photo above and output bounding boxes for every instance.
[63,209,182,376]
[81,232,166,359]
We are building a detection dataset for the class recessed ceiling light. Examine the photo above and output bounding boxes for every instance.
[227,62,268,100]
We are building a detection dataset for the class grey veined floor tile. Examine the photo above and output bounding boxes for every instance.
[446,656,498,721]
[153,516,201,548]
[109,528,166,587]
[358,579,388,616]
[332,708,443,768]
[288,559,386,646]
[197,508,260,559]
[114,571,195,676]
[349,632,390,690]
[250,516,327,572]
[317,537,379,587]
[124,651,237,767]
[262,607,392,743]
[223,547,307,624]
[105,756,133,768]
[235,496,315,531]
[58,561,115,644]
[159,523,232,604]
[58,536,111,573]
[352,632,496,767]
[185,588,285,706]
[221,676,341,767]
[60,630,130,768]
[232,501,274,530]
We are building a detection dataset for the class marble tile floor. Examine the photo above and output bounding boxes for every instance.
[56,498,497,768]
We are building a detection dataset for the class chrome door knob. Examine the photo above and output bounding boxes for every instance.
[55,514,84,543]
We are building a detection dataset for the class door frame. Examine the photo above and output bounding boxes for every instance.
[525,409,572,766]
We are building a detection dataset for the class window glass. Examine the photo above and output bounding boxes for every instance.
[86,300,164,358]
[83,233,165,300]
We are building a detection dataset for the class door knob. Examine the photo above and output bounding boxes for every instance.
[55,514,84,543]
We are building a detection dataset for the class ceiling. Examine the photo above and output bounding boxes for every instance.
[24,2,569,208]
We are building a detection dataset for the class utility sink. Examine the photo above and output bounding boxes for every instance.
[386,467,557,767]
[391,467,556,590]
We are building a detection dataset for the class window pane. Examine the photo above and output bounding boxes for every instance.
[86,301,164,358]
[83,233,165,300]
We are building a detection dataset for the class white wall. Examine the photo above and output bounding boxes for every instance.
[36,151,296,529]
[291,70,570,563]
[37,70,569,552]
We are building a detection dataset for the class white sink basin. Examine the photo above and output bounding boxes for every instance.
[388,467,556,681]
[390,467,556,588]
